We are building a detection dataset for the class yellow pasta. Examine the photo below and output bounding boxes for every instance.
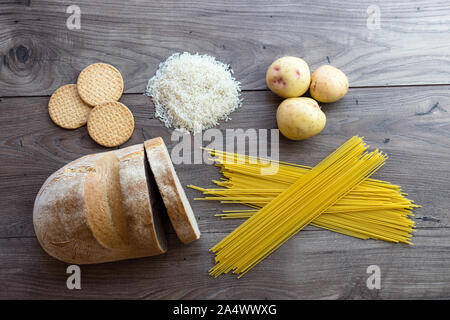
[189,136,418,277]
[189,142,417,245]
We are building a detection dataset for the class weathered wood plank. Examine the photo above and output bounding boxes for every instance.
[0,86,449,239]
[1,228,450,299]
[1,0,449,301]
[1,0,450,96]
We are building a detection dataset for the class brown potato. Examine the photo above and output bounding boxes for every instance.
[266,57,311,98]
[310,65,349,103]
[276,97,326,140]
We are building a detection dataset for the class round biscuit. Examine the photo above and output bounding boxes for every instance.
[77,63,124,106]
[48,84,92,129]
[87,101,134,147]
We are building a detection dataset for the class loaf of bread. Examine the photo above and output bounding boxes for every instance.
[33,144,168,264]
[144,138,201,244]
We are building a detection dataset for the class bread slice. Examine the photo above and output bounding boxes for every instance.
[84,152,129,250]
[115,144,167,254]
[33,144,167,264]
[144,137,200,244]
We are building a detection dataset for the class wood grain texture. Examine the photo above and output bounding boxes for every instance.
[1,228,450,299]
[1,0,450,300]
[1,0,450,96]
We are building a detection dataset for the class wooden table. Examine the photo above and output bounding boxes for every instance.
[1,0,449,299]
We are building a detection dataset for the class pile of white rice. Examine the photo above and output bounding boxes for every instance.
[145,52,242,133]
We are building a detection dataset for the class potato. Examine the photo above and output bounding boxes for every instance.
[266,56,311,98]
[276,97,326,140]
[310,65,348,103]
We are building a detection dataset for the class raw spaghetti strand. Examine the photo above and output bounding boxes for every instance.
[209,136,387,277]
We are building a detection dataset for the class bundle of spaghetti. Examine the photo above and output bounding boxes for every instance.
[207,136,388,277]
[188,146,417,244]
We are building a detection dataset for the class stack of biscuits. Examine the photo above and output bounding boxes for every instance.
[48,63,135,147]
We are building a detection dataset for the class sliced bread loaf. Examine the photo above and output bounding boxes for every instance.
[33,145,167,264]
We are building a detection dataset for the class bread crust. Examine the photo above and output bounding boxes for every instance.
[144,138,200,244]
[33,152,116,264]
